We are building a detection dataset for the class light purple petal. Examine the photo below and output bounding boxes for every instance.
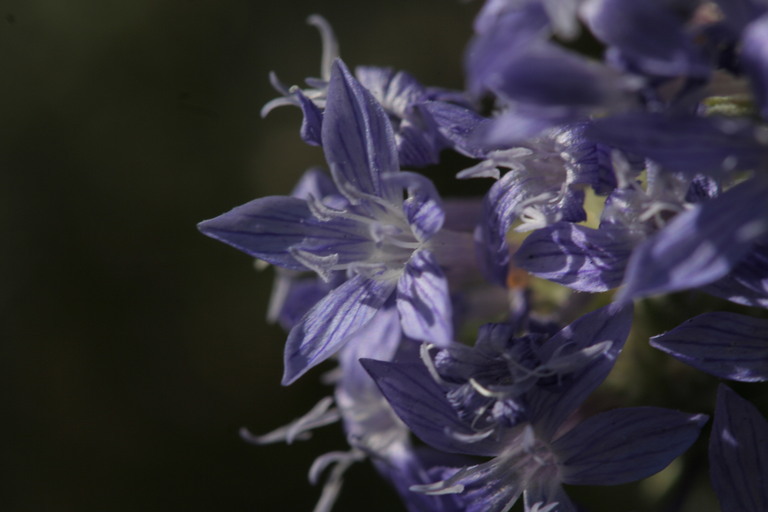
[397,249,453,345]
[514,222,633,292]
[322,59,399,201]
[198,196,317,270]
[529,303,633,438]
[421,101,491,159]
[282,273,396,385]
[710,385,768,512]
[338,304,401,392]
[385,172,445,242]
[650,312,768,382]
[556,407,708,485]
[396,118,443,168]
[361,358,500,457]
[618,178,768,301]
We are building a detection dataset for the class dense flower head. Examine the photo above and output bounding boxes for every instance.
[200,3,768,511]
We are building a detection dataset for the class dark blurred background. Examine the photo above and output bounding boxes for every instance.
[1,1,475,510]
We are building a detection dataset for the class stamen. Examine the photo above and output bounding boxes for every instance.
[420,343,449,386]
[290,248,340,283]
[469,377,511,399]
[306,193,344,222]
[240,396,340,445]
[309,449,365,512]
[447,426,495,443]
[306,15,340,82]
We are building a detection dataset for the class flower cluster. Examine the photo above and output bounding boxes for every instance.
[200,2,768,511]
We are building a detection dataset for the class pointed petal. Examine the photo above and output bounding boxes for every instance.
[710,385,768,512]
[198,196,316,270]
[322,59,399,201]
[385,172,445,241]
[338,303,401,391]
[529,303,633,438]
[397,250,453,345]
[282,274,396,385]
[557,407,707,485]
[361,358,500,457]
[651,312,768,382]
[514,222,633,292]
[421,101,491,159]
[618,178,768,301]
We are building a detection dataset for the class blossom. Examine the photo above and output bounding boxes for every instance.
[363,304,708,512]
[199,59,474,384]
[263,15,467,167]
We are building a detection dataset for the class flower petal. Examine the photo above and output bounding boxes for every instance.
[529,303,633,438]
[650,312,768,382]
[397,250,453,345]
[710,385,768,512]
[556,407,708,485]
[361,358,499,457]
[323,59,399,201]
[385,172,445,242]
[618,178,768,301]
[514,222,633,292]
[198,196,317,270]
[282,273,396,385]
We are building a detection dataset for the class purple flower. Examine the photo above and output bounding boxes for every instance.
[363,304,708,512]
[200,60,476,385]
[263,15,465,167]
